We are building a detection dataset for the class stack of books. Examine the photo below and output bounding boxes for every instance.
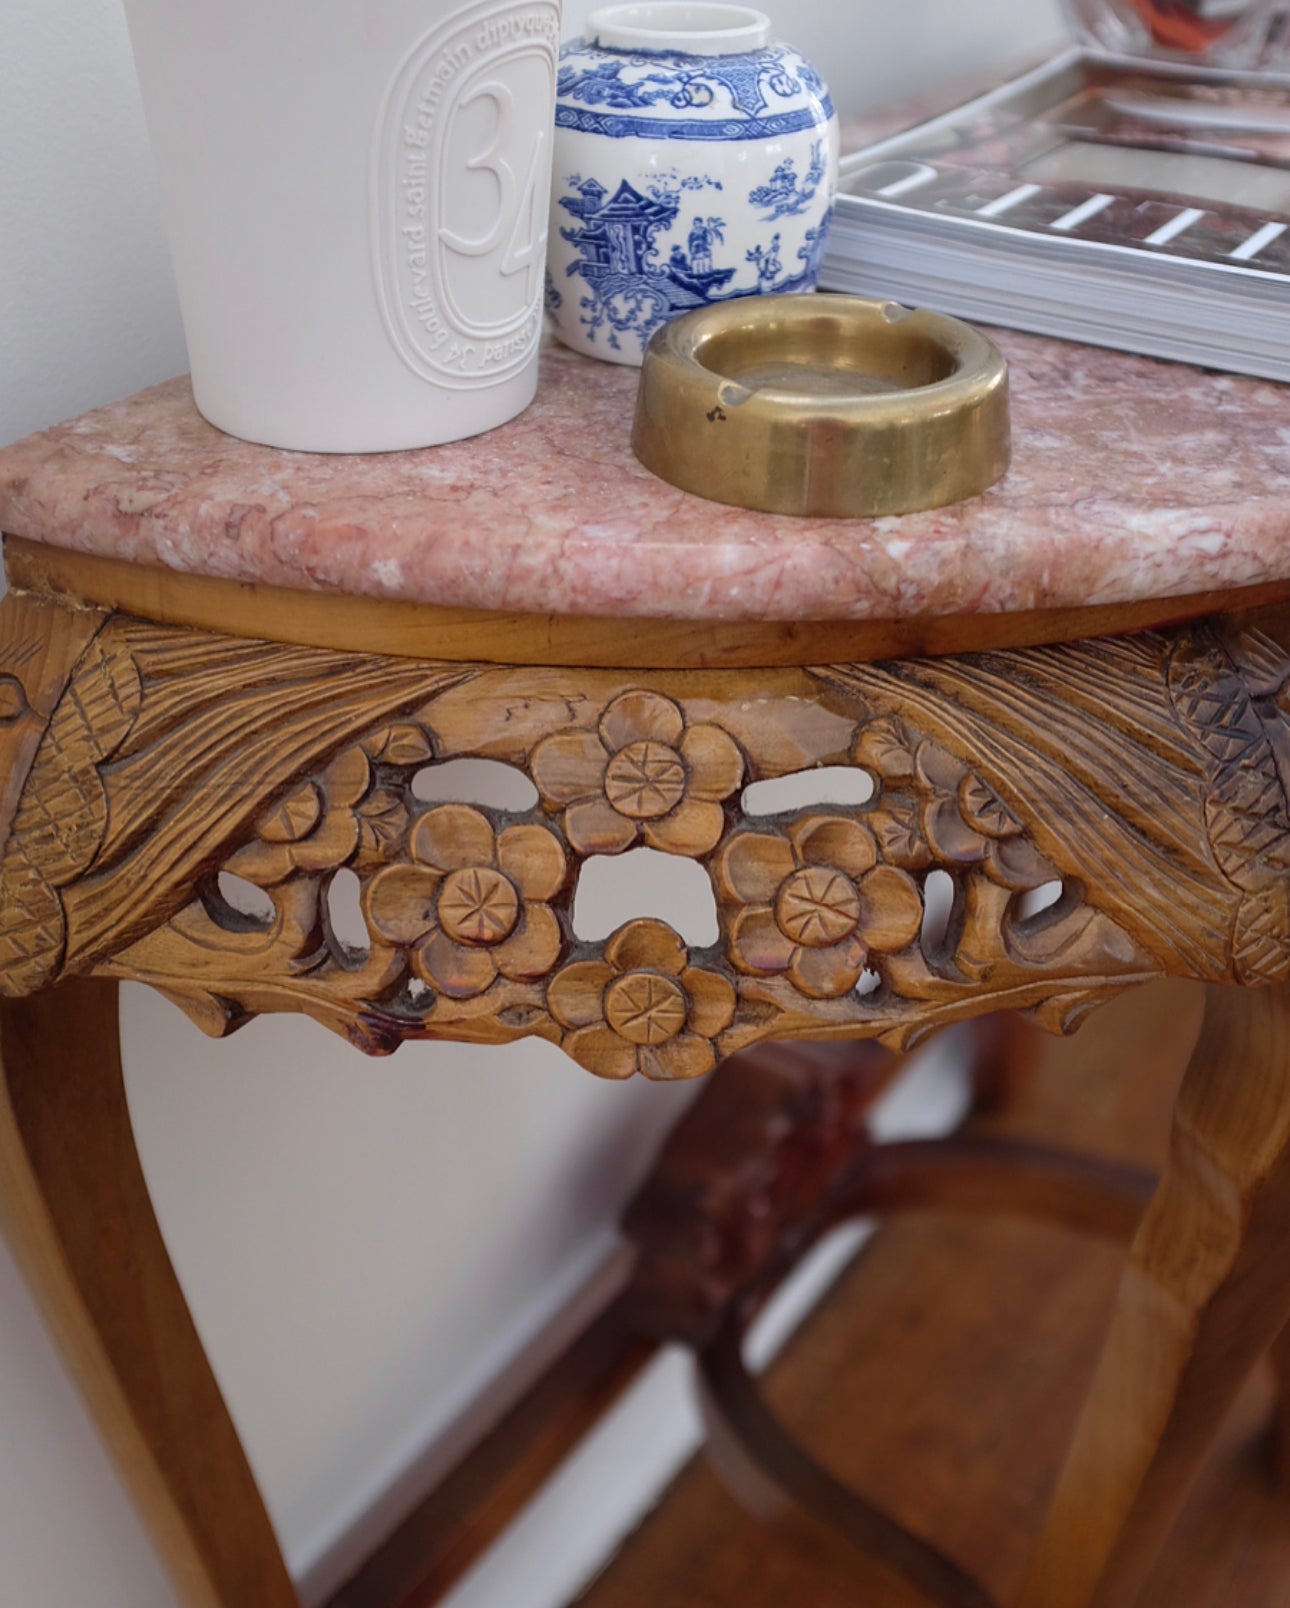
[821,35,1290,380]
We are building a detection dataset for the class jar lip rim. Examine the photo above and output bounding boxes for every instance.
[586,3,773,57]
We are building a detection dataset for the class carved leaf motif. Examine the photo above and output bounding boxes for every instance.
[1167,632,1290,980]
[1,616,478,990]
[355,789,410,862]
[10,637,143,890]
[1224,625,1290,697]
[1233,884,1290,985]
[852,715,916,781]
[1206,793,1290,887]
[259,782,324,844]
[0,628,145,993]
[868,801,932,871]
[0,857,65,998]
[68,636,142,761]
[958,773,1021,839]
[363,723,435,767]
[1170,665,1265,767]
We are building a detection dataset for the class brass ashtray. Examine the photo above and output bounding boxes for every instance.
[632,294,1010,518]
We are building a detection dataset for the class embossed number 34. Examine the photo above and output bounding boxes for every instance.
[438,80,548,303]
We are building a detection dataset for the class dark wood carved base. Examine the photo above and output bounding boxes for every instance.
[6,586,1290,1607]
[623,1028,1154,1608]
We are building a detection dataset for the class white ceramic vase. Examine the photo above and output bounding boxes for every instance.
[546,2,838,366]
[122,0,561,452]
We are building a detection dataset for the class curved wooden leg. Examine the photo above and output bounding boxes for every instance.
[1018,980,1290,1608]
[0,977,298,1608]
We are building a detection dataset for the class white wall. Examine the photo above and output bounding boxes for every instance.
[0,3,1062,1606]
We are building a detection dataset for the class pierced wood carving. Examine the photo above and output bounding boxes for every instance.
[3,589,1289,1078]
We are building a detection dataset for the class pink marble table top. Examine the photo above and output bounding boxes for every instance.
[3,331,1290,623]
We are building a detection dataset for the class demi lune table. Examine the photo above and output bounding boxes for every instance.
[4,331,1290,1608]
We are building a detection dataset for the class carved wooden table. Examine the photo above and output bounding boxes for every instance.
[5,331,1290,1608]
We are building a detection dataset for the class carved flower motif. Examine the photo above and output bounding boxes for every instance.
[225,722,442,886]
[531,690,743,857]
[853,717,1029,875]
[717,816,923,999]
[547,920,736,1080]
[362,804,565,999]
[226,747,372,886]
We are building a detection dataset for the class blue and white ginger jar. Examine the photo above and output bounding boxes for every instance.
[546,3,839,365]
